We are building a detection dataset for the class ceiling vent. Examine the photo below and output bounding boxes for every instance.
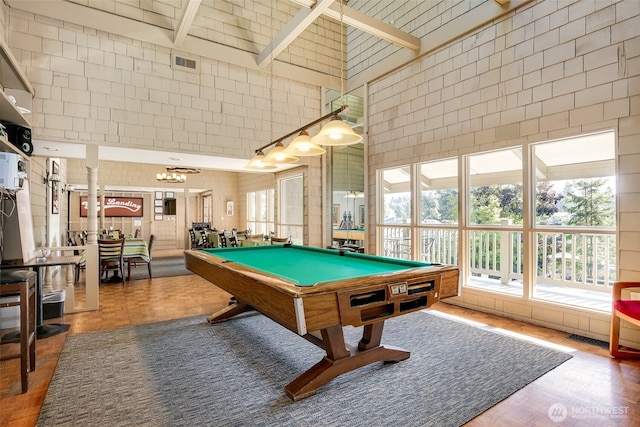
[171,53,199,73]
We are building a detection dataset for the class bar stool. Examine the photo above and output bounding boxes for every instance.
[0,270,37,393]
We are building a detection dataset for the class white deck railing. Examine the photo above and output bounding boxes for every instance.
[381,226,616,294]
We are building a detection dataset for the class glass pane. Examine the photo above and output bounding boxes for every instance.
[468,148,523,226]
[533,132,615,227]
[419,158,458,225]
[381,227,411,260]
[532,131,616,311]
[382,166,411,225]
[280,176,303,225]
[247,192,256,221]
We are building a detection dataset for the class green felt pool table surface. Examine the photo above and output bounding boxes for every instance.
[200,244,431,286]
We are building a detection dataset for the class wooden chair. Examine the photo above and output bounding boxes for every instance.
[0,270,37,393]
[68,235,86,283]
[610,281,640,358]
[246,234,264,240]
[188,229,205,249]
[271,236,291,244]
[134,228,141,238]
[98,238,126,285]
[218,232,228,248]
[126,235,155,280]
[228,235,238,247]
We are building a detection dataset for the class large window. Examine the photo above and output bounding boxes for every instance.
[467,148,524,296]
[246,188,274,236]
[278,175,303,244]
[532,131,616,308]
[418,158,458,265]
[380,166,411,259]
[376,131,617,311]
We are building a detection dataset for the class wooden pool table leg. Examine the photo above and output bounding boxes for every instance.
[207,300,252,324]
[284,322,410,401]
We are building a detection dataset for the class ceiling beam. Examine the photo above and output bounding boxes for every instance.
[322,3,420,51]
[174,0,202,47]
[290,0,420,51]
[257,0,334,68]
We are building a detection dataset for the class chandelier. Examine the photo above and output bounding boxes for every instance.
[156,172,186,183]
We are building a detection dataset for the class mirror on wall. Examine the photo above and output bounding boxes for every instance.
[326,88,365,249]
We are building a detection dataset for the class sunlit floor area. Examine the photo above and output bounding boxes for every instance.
[468,276,611,312]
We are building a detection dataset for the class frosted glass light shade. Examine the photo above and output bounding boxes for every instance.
[310,116,362,146]
[263,142,299,164]
[284,131,326,156]
[245,151,277,171]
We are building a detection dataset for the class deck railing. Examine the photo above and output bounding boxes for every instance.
[380,226,616,293]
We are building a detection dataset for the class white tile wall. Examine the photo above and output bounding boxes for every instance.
[365,0,640,343]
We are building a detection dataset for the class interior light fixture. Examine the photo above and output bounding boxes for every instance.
[245,150,277,171]
[311,1,362,147]
[263,141,299,164]
[43,171,61,187]
[284,131,326,156]
[156,172,186,183]
[311,113,362,146]
[345,190,365,199]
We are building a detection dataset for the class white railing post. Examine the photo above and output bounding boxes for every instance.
[500,219,511,284]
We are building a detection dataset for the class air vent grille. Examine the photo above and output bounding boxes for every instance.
[171,53,199,73]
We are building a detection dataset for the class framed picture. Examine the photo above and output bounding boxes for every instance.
[154,206,163,214]
[154,199,163,207]
[154,213,163,221]
[226,201,234,216]
[165,191,174,199]
[359,205,365,226]
[332,204,340,226]
[155,191,162,199]
[51,161,59,215]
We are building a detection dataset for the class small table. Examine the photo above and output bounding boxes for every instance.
[185,244,459,401]
[0,255,81,338]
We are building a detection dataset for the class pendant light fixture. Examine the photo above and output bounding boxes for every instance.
[311,0,362,147]
[263,141,299,164]
[245,150,277,171]
[284,130,326,156]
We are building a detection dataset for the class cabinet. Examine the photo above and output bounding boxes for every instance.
[0,36,34,155]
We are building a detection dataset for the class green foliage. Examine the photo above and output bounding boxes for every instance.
[563,178,614,226]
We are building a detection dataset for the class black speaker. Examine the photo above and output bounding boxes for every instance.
[2,123,32,156]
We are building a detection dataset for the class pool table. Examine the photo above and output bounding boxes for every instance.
[184,244,459,401]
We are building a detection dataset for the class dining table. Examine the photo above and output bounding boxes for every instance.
[99,237,150,282]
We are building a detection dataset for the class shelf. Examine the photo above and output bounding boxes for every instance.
[0,90,30,127]
[0,134,23,156]
[0,37,34,95]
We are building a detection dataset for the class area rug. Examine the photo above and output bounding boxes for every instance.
[128,256,192,280]
[36,311,572,427]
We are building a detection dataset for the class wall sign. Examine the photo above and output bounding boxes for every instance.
[80,197,144,217]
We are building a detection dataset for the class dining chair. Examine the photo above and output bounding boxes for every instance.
[98,238,126,285]
[218,232,228,248]
[126,234,155,280]
[69,236,86,283]
[610,281,640,358]
[188,229,205,249]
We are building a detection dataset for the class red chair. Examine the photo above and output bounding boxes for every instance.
[610,281,640,358]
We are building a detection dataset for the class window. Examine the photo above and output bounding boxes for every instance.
[418,158,458,265]
[246,189,274,236]
[379,166,412,259]
[202,194,212,224]
[279,175,303,244]
[375,131,617,311]
[532,131,616,308]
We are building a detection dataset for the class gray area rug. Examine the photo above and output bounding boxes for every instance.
[37,311,572,427]
[128,256,192,280]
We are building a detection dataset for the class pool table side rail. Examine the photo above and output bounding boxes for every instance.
[185,249,460,334]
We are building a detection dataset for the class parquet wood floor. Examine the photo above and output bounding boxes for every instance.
[2,255,639,426]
